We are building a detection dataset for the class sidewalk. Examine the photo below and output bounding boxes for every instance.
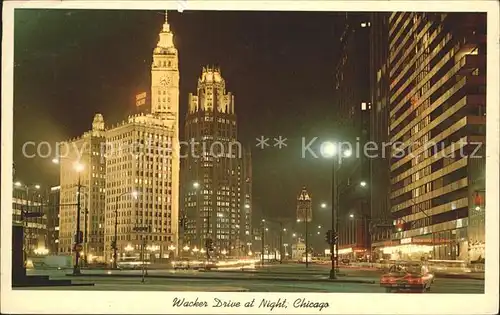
[65,270,376,284]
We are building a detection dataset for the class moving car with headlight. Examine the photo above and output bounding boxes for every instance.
[380,261,434,293]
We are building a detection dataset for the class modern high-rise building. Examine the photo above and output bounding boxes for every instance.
[58,114,106,262]
[333,14,372,261]
[182,66,249,256]
[369,13,395,256]
[387,12,486,261]
[104,11,180,262]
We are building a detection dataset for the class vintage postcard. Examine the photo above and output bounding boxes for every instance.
[1,0,499,314]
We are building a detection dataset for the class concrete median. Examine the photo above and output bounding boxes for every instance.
[65,271,376,284]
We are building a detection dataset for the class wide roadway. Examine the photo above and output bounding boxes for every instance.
[22,266,484,293]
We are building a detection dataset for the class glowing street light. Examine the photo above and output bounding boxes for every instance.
[34,184,41,190]
[318,225,322,229]
[321,202,327,208]
[221,249,227,255]
[52,158,59,164]
[475,206,481,211]
[125,244,134,251]
[360,181,367,187]
[244,204,250,209]
[183,245,190,251]
[168,245,176,251]
[193,181,200,189]
[349,213,354,218]
[320,141,337,158]
[292,233,297,237]
[14,181,22,187]
[74,162,84,172]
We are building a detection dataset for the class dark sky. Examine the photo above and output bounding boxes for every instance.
[14,9,345,225]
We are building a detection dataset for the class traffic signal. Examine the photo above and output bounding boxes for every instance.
[74,231,83,243]
[325,230,333,244]
[205,238,214,251]
[333,232,339,244]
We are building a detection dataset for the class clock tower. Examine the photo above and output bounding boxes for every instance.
[151,11,179,120]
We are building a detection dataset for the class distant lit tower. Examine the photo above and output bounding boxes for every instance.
[183,66,245,255]
[296,187,312,265]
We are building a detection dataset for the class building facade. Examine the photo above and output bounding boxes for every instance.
[104,11,180,262]
[387,12,486,261]
[182,66,248,256]
[58,114,107,262]
[47,185,61,254]
[12,184,47,255]
[333,14,372,259]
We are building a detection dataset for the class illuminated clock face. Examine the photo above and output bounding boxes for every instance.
[160,75,171,86]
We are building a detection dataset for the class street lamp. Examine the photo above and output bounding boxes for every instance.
[360,181,367,187]
[321,141,352,279]
[321,202,327,209]
[113,190,138,269]
[73,162,84,275]
[193,181,200,189]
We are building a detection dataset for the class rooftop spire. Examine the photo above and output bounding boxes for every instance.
[162,10,170,32]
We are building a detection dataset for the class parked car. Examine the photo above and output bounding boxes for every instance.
[380,261,434,293]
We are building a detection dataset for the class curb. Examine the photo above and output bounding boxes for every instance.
[201,270,351,277]
[65,273,376,284]
[436,274,484,281]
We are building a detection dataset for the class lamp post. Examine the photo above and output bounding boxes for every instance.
[73,162,84,275]
[320,141,352,279]
[261,219,266,266]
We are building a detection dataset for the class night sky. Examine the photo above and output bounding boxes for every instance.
[14,9,345,224]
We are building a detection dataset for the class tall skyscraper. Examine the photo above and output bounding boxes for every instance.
[387,13,486,261]
[182,66,248,256]
[333,14,372,261]
[104,11,180,262]
[58,114,106,261]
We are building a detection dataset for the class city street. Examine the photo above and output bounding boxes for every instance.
[22,264,484,293]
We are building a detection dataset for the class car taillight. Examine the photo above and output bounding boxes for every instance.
[382,277,396,283]
[409,278,423,284]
